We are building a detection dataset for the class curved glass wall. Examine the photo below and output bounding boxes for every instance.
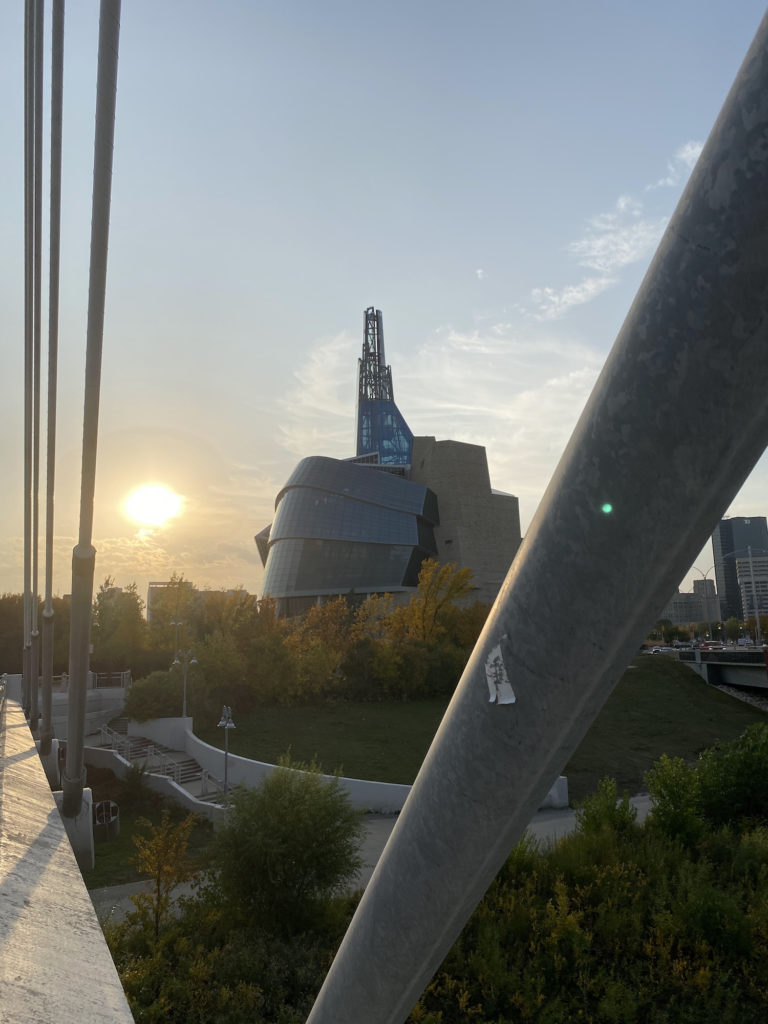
[261,456,438,610]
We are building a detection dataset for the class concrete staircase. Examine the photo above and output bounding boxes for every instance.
[97,724,229,806]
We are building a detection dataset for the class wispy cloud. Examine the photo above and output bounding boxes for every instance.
[397,325,604,525]
[522,143,702,319]
[529,275,617,320]
[276,332,357,459]
[272,319,605,538]
[567,201,667,274]
[647,140,704,189]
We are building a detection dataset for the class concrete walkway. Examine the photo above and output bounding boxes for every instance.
[90,796,653,923]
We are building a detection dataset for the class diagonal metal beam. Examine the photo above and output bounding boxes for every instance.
[307,13,768,1023]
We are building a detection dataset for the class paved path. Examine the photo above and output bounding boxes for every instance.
[90,796,653,923]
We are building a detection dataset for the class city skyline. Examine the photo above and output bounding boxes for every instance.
[2,2,767,605]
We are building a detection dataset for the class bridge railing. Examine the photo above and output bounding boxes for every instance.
[679,650,766,665]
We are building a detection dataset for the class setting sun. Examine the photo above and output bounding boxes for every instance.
[123,484,183,527]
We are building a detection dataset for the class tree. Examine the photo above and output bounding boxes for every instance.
[146,573,199,651]
[130,810,200,940]
[724,616,742,643]
[211,758,363,932]
[0,593,25,672]
[389,559,475,644]
[284,598,355,699]
[352,593,400,641]
[191,629,248,718]
[123,670,181,722]
[91,577,147,673]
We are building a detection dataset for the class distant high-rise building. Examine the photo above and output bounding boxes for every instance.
[736,555,768,622]
[712,516,768,619]
[660,577,720,627]
[257,307,522,614]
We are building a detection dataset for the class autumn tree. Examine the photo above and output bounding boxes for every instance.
[389,559,475,643]
[351,592,400,641]
[284,597,355,698]
[130,810,200,940]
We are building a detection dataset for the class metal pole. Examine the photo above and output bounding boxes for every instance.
[28,0,44,734]
[40,0,65,757]
[307,14,768,1023]
[63,0,121,818]
[223,726,228,796]
[22,0,34,718]
[182,659,187,719]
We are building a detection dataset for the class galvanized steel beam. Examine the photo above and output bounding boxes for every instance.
[307,13,768,1023]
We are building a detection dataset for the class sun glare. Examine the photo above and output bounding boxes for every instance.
[124,484,183,527]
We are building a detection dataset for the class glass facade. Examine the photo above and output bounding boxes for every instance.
[356,399,413,466]
[260,456,438,611]
[713,517,768,619]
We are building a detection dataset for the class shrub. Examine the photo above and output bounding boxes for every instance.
[646,725,768,847]
[122,670,180,722]
[209,756,364,932]
[697,723,768,828]
[575,776,638,837]
[645,753,705,847]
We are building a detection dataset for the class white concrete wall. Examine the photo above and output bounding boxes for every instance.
[126,716,568,813]
[182,727,413,813]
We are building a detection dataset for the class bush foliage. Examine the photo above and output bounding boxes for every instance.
[208,756,364,932]
[105,724,768,1022]
[123,560,489,719]
[410,724,768,1023]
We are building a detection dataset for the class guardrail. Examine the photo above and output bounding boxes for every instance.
[679,650,767,665]
[98,724,138,763]
[200,768,225,796]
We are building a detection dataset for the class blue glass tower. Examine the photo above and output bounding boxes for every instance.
[355,307,413,466]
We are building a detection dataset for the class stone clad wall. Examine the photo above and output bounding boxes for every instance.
[410,436,522,604]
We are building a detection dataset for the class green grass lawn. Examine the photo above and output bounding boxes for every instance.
[88,657,767,890]
[564,655,766,801]
[195,657,767,803]
[195,699,449,785]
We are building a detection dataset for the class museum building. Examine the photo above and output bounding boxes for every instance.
[256,308,521,616]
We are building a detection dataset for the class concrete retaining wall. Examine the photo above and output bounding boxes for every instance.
[125,716,568,813]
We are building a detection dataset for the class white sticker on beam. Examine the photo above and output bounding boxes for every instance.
[485,643,516,705]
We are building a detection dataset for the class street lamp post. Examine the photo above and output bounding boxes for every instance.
[217,705,235,796]
[171,649,197,719]
[691,564,718,640]
[170,619,182,659]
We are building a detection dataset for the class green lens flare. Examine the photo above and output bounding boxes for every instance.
[601,503,613,514]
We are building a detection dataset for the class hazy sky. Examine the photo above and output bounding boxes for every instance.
[1,1,766,608]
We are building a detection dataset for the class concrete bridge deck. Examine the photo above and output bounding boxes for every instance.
[0,698,133,1024]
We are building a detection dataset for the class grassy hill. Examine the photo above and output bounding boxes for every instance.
[196,656,767,803]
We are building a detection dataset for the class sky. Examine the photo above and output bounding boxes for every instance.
[1,0,767,609]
